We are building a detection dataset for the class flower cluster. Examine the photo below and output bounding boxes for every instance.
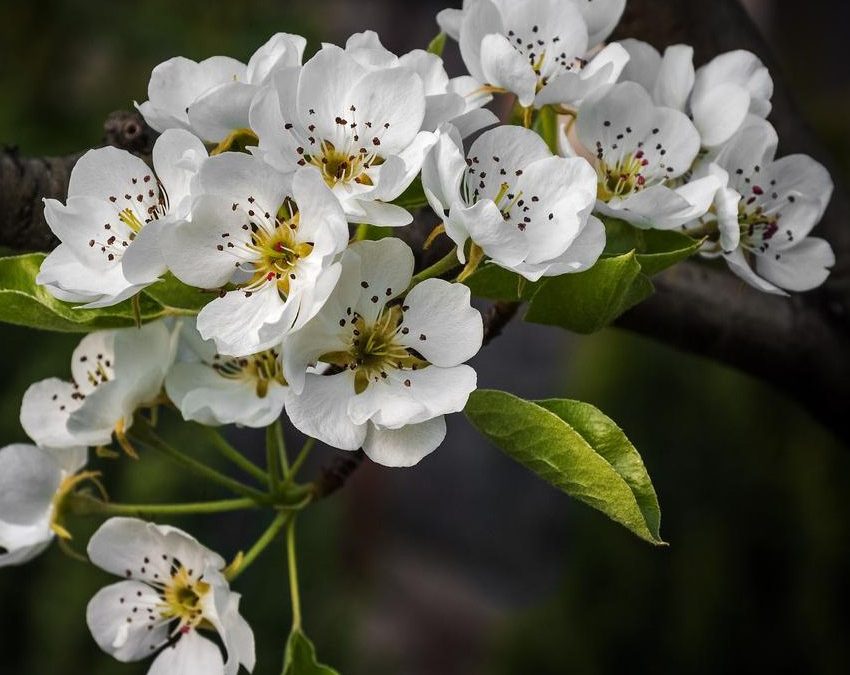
[2,1,837,673]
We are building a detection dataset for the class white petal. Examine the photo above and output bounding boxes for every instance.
[0,444,60,526]
[466,124,551,202]
[197,285,293,357]
[691,82,751,148]
[344,198,414,227]
[152,129,208,215]
[71,330,116,395]
[285,372,366,450]
[619,39,662,92]
[422,124,466,216]
[86,580,170,662]
[437,7,464,41]
[447,199,529,266]
[363,417,447,468]
[398,279,483,366]
[653,44,694,111]
[351,365,477,428]
[640,106,700,181]
[510,213,606,280]
[87,517,224,583]
[20,378,85,449]
[188,81,256,143]
[209,587,256,675]
[458,0,504,84]
[480,34,537,107]
[370,131,437,202]
[166,363,286,428]
[576,82,654,166]
[694,50,772,118]
[0,519,52,567]
[598,184,694,229]
[246,32,306,84]
[576,0,626,46]
[291,168,349,251]
[350,238,415,322]
[723,248,785,295]
[755,237,835,293]
[148,632,225,675]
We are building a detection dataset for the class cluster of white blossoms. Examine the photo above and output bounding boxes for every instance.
[3,0,837,672]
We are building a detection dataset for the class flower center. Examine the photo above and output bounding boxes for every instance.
[596,152,649,201]
[304,140,383,189]
[161,566,211,631]
[504,25,584,91]
[320,305,427,394]
[211,349,287,398]
[227,199,314,298]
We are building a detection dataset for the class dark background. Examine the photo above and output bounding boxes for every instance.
[1,1,848,673]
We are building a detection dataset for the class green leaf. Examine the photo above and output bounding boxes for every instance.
[391,177,428,211]
[0,253,165,332]
[524,252,653,333]
[141,272,210,312]
[282,628,339,675]
[463,264,537,302]
[602,217,703,275]
[465,390,664,544]
[427,31,447,56]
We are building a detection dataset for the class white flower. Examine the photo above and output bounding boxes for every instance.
[423,123,603,280]
[39,129,207,308]
[161,157,349,356]
[564,81,720,229]
[20,322,177,451]
[699,116,834,294]
[441,0,629,109]
[620,40,773,148]
[342,30,498,137]
[284,239,483,467]
[0,443,88,567]
[165,319,287,428]
[86,518,255,675]
[249,44,435,226]
[137,33,306,144]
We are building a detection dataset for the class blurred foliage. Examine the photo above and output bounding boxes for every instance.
[1,1,849,674]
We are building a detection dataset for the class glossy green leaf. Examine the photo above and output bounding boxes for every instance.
[0,253,164,332]
[427,32,447,56]
[524,252,653,333]
[463,264,537,302]
[465,390,664,544]
[282,628,339,675]
[534,105,559,154]
[602,217,703,275]
[141,272,210,312]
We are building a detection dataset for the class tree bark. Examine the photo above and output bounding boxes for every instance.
[0,1,847,443]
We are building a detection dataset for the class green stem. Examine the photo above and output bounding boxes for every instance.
[407,247,460,290]
[266,420,286,492]
[129,424,269,503]
[67,494,258,518]
[284,438,316,486]
[353,223,371,241]
[201,426,268,484]
[227,511,291,582]
[286,517,302,630]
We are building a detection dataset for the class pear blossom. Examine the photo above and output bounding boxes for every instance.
[138,33,306,144]
[249,44,435,226]
[284,239,483,467]
[564,81,721,229]
[86,518,255,675]
[165,319,287,428]
[620,40,773,148]
[161,157,348,356]
[439,0,629,109]
[0,444,88,567]
[694,117,834,295]
[20,322,177,452]
[342,30,498,137]
[39,129,207,307]
[423,123,603,280]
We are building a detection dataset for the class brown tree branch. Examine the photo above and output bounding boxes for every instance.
[612,0,850,445]
[0,1,847,446]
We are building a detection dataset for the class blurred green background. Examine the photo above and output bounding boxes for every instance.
[1,1,848,674]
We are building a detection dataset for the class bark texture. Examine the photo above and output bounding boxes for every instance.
[0,1,847,443]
